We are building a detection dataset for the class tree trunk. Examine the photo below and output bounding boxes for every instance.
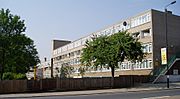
[111,66,115,88]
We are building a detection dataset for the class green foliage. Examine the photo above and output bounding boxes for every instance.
[78,67,86,77]
[60,63,74,78]
[2,72,14,80]
[81,31,144,78]
[0,8,40,79]
[2,72,27,80]
[14,73,27,80]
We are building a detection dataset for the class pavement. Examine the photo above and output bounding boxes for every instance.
[0,82,180,98]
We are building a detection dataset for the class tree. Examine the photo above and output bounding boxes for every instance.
[108,32,144,77]
[78,66,86,78]
[0,9,40,80]
[60,63,74,78]
[81,31,144,87]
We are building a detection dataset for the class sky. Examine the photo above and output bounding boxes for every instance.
[0,0,180,61]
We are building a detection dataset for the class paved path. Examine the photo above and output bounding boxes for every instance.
[0,82,180,98]
[7,89,180,99]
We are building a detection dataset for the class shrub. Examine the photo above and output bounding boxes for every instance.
[14,73,27,80]
[2,72,14,80]
[2,72,27,80]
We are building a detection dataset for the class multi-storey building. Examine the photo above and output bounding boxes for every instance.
[52,9,180,79]
[37,59,51,78]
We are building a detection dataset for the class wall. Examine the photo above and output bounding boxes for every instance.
[168,60,180,75]
[156,75,180,83]
[77,70,152,77]
[52,40,71,50]
[152,10,180,70]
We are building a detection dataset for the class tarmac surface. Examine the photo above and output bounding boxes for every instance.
[18,89,180,99]
[0,82,180,98]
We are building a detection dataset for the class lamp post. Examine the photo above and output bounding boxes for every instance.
[164,1,176,88]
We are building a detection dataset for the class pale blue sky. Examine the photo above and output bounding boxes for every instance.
[1,0,180,61]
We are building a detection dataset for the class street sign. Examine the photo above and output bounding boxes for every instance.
[161,48,167,65]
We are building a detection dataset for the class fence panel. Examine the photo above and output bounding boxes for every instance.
[42,79,56,90]
[0,75,150,93]
[27,80,40,91]
[0,80,27,93]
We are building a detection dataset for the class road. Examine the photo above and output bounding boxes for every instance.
[15,89,180,99]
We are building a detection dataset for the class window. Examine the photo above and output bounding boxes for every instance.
[132,32,140,39]
[148,60,152,68]
[96,32,101,37]
[145,60,148,68]
[131,13,151,28]
[147,14,151,22]
[173,69,179,75]
[142,43,152,53]
[142,29,150,37]
[121,62,126,69]
[74,40,81,48]
[144,45,148,53]
[128,62,132,70]
[142,61,145,68]
[119,59,153,70]
[68,43,74,49]
[142,16,145,23]
[120,62,132,70]
[131,20,135,27]
[136,61,140,69]
[149,43,152,53]
[76,50,81,55]
[57,48,61,54]
[62,46,68,52]
[115,24,120,32]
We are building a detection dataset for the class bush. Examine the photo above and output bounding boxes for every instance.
[2,72,14,80]
[2,72,27,80]
[14,73,27,80]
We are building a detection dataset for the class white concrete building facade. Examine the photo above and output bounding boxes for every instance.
[52,9,180,78]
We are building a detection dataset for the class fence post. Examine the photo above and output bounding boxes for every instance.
[40,79,42,91]
[56,77,59,90]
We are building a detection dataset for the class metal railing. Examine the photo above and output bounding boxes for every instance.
[151,55,180,83]
[155,55,176,76]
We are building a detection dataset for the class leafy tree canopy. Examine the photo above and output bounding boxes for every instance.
[60,63,74,78]
[0,9,40,79]
[81,31,144,78]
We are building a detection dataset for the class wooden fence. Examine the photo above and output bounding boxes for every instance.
[0,75,150,94]
[0,80,27,93]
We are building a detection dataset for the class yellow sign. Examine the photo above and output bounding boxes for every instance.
[161,48,167,65]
